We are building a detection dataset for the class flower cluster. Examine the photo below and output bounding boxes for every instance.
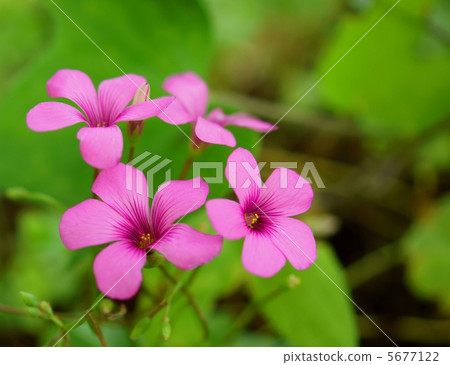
[28,69,316,300]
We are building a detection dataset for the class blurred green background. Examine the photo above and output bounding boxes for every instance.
[0,0,449,346]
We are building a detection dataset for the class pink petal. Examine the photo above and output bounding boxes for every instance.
[59,199,122,250]
[92,163,150,218]
[98,74,146,124]
[225,148,262,208]
[242,232,286,277]
[270,217,316,270]
[93,241,146,300]
[163,72,208,119]
[27,101,86,132]
[46,69,100,123]
[153,223,222,270]
[77,125,123,169]
[258,168,313,217]
[223,113,277,133]
[151,177,208,234]
[206,108,226,124]
[205,199,248,240]
[157,99,194,125]
[114,96,175,123]
[194,116,236,147]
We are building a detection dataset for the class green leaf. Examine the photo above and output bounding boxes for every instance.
[130,317,152,340]
[249,242,358,346]
[402,194,450,311]
[317,0,450,140]
[6,187,65,212]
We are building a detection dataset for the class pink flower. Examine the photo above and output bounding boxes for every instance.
[59,163,222,300]
[27,69,174,169]
[158,72,277,147]
[206,148,316,277]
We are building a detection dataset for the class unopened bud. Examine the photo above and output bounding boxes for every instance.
[19,291,39,308]
[39,301,54,318]
[287,274,301,289]
[100,299,114,315]
[26,307,41,317]
[162,318,171,341]
[127,83,150,144]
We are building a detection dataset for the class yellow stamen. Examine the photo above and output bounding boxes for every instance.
[244,212,259,229]
[137,233,154,249]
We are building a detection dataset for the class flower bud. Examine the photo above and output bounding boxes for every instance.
[127,83,150,144]
[19,291,40,308]
[39,301,54,318]
[26,307,41,317]
[100,299,114,315]
[162,317,171,341]
[287,274,301,289]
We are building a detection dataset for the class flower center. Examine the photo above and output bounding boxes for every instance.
[136,233,155,249]
[244,212,259,229]
[96,121,108,127]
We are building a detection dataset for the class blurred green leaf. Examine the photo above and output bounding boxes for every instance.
[249,242,358,346]
[6,187,65,212]
[318,0,450,140]
[402,194,450,312]
[130,317,152,340]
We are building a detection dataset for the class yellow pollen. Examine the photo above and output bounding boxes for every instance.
[137,233,154,249]
[244,213,259,229]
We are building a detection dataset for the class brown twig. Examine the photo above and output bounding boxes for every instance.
[0,304,27,316]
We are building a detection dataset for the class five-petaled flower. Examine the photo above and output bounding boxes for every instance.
[27,69,174,169]
[158,71,277,147]
[206,148,316,277]
[59,163,223,300]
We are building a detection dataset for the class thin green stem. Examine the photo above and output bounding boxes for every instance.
[158,266,209,339]
[87,312,108,347]
[146,279,183,320]
[179,156,193,180]
[92,168,99,199]
[128,145,135,162]
[47,329,71,347]
[183,267,201,289]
